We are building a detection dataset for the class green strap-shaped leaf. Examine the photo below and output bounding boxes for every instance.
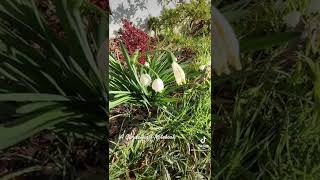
[0,93,70,101]
[53,0,103,89]
[16,102,59,114]
[240,32,300,53]
[109,96,132,110]
[0,107,80,150]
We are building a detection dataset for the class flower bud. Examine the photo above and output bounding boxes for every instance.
[144,62,150,68]
[283,11,301,28]
[140,74,152,86]
[152,78,164,92]
[172,62,186,85]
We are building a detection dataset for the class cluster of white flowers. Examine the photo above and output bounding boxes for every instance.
[139,59,186,93]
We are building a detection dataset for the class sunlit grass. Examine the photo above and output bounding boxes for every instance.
[214,0,320,179]
[109,80,211,179]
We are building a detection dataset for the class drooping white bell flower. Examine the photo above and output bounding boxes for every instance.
[213,6,241,76]
[152,78,164,92]
[172,62,186,85]
[140,74,152,87]
[308,0,320,14]
[283,11,301,28]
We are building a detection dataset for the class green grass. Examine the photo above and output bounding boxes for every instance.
[109,80,211,179]
[214,0,320,179]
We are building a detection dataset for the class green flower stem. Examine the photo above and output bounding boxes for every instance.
[146,66,160,79]
[160,49,177,64]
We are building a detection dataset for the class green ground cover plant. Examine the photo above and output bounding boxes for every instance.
[110,82,211,179]
[213,0,320,179]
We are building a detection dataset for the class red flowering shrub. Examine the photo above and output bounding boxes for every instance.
[111,19,155,64]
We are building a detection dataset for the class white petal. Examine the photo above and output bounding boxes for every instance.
[172,62,186,85]
[283,11,301,28]
[140,74,152,86]
[213,6,241,75]
[152,78,164,92]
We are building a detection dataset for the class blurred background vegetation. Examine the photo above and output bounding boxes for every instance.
[213,0,320,179]
[0,0,108,179]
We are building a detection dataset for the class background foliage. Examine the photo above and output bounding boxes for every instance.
[0,0,108,178]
